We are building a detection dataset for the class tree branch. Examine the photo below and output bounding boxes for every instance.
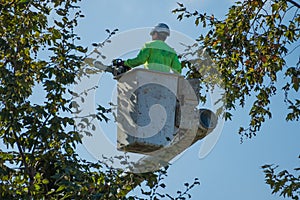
[286,0,300,9]
[14,132,34,197]
[31,113,52,155]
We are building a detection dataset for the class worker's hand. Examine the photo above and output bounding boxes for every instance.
[112,66,129,80]
[112,59,124,67]
[114,65,131,76]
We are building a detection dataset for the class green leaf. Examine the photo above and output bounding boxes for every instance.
[52,29,61,39]
[18,0,30,4]
[42,179,49,184]
[56,185,65,192]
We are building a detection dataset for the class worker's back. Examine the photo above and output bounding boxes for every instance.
[125,40,182,73]
[143,40,178,72]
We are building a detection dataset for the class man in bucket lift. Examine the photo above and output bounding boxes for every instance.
[114,23,182,74]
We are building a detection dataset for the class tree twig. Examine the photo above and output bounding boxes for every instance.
[286,0,300,8]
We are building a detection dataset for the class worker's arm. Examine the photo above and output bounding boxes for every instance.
[124,45,150,68]
[171,54,182,74]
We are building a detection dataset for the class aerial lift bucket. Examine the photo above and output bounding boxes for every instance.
[116,68,217,155]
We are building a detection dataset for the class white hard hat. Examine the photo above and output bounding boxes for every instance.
[150,23,170,36]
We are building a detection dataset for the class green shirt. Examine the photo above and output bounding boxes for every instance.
[124,40,182,74]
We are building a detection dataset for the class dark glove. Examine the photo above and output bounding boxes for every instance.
[112,59,124,67]
[114,65,131,76]
[112,59,131,77]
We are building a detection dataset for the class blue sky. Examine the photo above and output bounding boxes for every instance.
[75,1,300,199]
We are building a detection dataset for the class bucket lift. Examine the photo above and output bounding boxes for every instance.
[115,68,217,156]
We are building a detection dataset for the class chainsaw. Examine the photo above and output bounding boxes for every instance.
[93,59,131,77]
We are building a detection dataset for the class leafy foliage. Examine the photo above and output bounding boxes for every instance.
[262,156,300,199]
[0,0,115,198]
[173,0,300,139]
[173,0,299,199]
[132,167,200,200]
